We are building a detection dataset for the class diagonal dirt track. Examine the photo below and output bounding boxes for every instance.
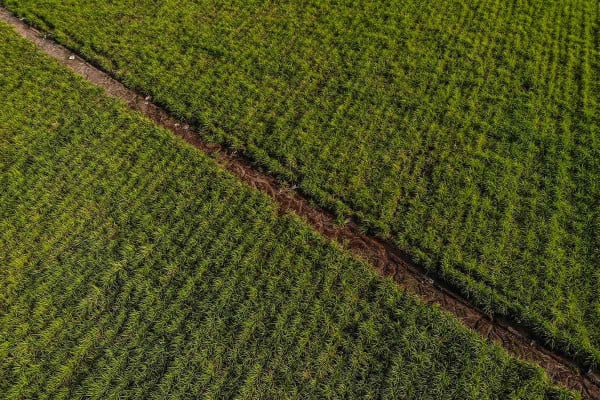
[1,8,598,399]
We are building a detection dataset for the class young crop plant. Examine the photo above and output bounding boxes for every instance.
[2,0,597,368]
[0,23,577,399]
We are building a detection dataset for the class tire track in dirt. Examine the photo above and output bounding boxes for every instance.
[1,8,598,399]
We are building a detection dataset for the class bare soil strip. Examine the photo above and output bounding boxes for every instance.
[2,8,598,399]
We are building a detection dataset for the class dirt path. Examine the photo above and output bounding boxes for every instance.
[1,8,598,399]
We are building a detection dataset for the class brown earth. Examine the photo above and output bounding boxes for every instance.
[1,8,599,399]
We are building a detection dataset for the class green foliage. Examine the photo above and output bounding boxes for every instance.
[2,0,598,366]
[0,24,574,399]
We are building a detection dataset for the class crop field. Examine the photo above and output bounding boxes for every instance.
[2,0,598,367]
[0,24,576,399]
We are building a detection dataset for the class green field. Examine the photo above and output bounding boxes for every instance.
[0,24,574,399]
[2,0,597,366]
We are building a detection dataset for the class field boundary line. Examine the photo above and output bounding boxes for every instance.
[1,8,598,399]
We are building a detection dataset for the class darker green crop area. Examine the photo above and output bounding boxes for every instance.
[2,0,598,367]
[0,24,574,399]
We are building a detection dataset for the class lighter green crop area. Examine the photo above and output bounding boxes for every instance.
[2,0,597,367]
[0,24,573,399]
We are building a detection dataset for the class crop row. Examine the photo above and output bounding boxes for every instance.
[2,0,597,365]
[0,24,573,399]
